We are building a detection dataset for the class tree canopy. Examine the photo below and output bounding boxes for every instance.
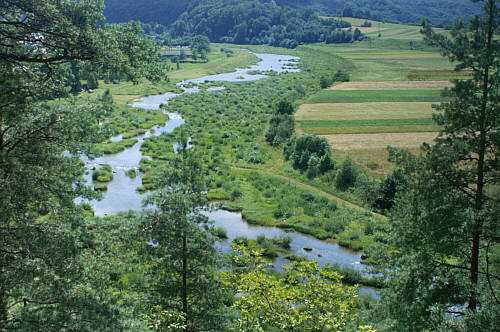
[379,1,499,329]
[0,0,167,329]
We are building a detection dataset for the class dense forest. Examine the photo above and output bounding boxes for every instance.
[169,0,363,47]
[278,0,481,26]
[105,0,480,27]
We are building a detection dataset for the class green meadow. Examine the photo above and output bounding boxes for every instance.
[306,89,444,103]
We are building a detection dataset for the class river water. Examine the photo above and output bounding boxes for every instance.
[82,52,379,297]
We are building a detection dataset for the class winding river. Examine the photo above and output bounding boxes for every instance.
[83,52,379,298]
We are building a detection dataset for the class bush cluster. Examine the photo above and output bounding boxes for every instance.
[284,135,334,179]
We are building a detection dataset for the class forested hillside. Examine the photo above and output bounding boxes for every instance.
[279,0,481,26]
[105,0,479,27]
[104,0,190,25]
[170,0,362,47]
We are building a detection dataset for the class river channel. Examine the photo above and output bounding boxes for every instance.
[82,52,379,298]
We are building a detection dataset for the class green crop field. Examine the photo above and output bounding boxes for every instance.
[305,31,462,82]
[296,35,455,175]
[343,17,448,41]
[306,89,444,103]
[297,102,435,121]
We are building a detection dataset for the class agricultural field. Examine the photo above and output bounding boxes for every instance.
[296,35,457,176]
[342,17,446,41]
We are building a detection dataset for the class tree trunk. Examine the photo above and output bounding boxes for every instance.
[0,292,7,329]
[182,233,188,327]
[468,0,495,312]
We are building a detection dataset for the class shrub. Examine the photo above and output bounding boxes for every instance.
[320,77,333,89]
[272,236,292,249]
[126,168,137,179]
[335,159,357,191]
[230,188,243,200]
[210,226,228,240]
[361,20,372,27]
[265,114,294,146]
[276,100,296,115]
[92,165,113,183]
[374,169,406,211]
[233,236,249,245]
[333,70,350,82]
[284,135,334,177]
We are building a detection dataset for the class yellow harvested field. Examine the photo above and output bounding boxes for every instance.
[296,102,435,121]
[335,148,423,178]
[324,132,438,150]
[330,81,453,90]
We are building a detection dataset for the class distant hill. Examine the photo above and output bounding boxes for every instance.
[278,0,481,26]
[104,0,480,27]
[103,0,191,25]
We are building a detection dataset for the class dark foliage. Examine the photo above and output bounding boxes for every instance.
[106,0,360,48]
[266,100,296,146]
[284,135,334,178]
[335,159,358,191]
[105,0,480,29]
[278,0,480,26]
[374,169,406,211]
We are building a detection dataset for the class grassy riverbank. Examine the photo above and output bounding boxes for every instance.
[85,36,448,261]
[134,43,389,257]
[83,46,259,158]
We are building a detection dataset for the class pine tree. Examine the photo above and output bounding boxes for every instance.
[382,1,499,329]
[143,145,228,331]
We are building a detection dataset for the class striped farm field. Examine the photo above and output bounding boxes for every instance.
[335,148,423,178]
[298,122,438,135]
[325,132,438,150]
[330,81,453,90]
[296,31,457,175]
[296,102,435,121]
[306,89,444,104]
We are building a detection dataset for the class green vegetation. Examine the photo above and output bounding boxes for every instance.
[265,100,296,146]
[93,165,113,182]
[224,171,386,251]
[0,0,167,329]
[143,149,229,331]
[104,0,479,30]
[316,40,456,82]
[284,135,334,178]
[375,6,499,329]
[223,248,359,331]
[94,138,138,155]
[294,37,454,175]
[233,235,292,259]
[4,0,498,329]
[126,168,137,179]
[109,0,363,48]
[306,89,444,103]
[210,226,228,240]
